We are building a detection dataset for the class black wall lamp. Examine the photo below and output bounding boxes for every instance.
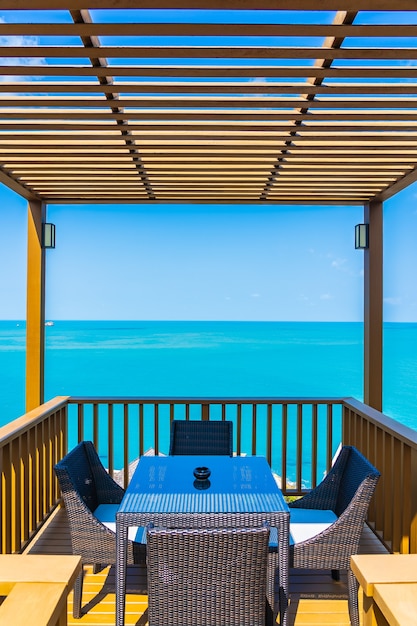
[355,223,369,250]
[43,223,56,249]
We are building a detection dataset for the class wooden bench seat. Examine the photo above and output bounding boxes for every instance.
[0,555,81,626]
[351,554,417,626]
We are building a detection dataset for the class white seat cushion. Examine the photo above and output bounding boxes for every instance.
[290,508,338,544]
[269,508,338,547]
[94,504,146,543]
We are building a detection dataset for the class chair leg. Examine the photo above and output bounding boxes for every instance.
[266,560,276,626]
[331,569,340,581]
[347,568,360,626]
[73,569,84,619]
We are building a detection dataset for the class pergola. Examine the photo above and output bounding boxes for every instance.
[1,1,416,412]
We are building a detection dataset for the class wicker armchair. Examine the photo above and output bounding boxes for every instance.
[146,524,270,626]
[169,419,233,456]
[54,441,146,618]
[273,445,380,626]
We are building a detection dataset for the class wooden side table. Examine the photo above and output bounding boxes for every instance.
[0,555,82,626]
[351,554,417,626]
[373,582,417,626]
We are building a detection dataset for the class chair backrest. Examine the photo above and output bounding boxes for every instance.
[54,441,100,512]
[335,445,380,517]
[146,525,269,626]
[169,419,233,456]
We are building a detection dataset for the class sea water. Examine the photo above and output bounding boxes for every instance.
[1,320,416,433]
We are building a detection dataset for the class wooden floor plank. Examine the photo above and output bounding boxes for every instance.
[25,507,389,626]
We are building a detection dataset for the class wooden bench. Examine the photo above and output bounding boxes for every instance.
[0,555,81,626]
[351,554,417,626]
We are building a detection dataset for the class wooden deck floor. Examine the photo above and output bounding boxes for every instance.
[25,506,388,626]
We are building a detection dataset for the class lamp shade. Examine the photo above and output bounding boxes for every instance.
[43,223,56,249]
[355,223,368,250]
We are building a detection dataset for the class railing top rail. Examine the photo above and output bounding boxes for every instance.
[0,396,69,447]
[343,397,417,448]
[68,396,346,405]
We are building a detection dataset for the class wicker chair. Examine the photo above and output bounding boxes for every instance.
[169,419,233,456]
[54,441,146,618]
[146,524,270,626]
[272,445,380,626]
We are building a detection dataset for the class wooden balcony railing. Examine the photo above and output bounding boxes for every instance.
[1,395,416,558]
[0,397,68,554]
[343,398,417,555]
[66,396,344,493]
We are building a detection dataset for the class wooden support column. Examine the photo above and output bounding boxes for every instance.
[26,200,46,411]
[364,201,383,411]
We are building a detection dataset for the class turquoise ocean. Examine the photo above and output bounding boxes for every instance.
[1,320,417,435]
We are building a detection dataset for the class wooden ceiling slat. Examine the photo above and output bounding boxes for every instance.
[3,134,417,144]
[1,65,417,79]
[1,46,417,61]
[4,112,417,122]
[3,121,417,132]
[6,1,417,11]
[0,3,416,204]
[2,23,417,38]
[3,82,417,95]
[3,96,417,107]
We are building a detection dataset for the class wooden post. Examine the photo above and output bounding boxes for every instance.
[363,201,383,411]
[26,200,46,411]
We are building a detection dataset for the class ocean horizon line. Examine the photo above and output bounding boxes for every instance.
[1,320,416,432]
[2,319,417,325]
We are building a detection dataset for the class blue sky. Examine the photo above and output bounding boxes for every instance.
[0,8,416,322]
[1,181,416,322]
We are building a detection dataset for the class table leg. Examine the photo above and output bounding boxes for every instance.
[116,516,128,626]
[266,551,278,626]
[278,517,289,626]
[362,592,382,626]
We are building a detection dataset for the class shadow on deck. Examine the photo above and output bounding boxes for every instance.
[25,506,388,626]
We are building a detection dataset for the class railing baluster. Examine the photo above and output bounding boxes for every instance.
[154,403,159,456]
[1,444,12,554]
[311,404,318,489]
[326,404,333,472]
[282,404,288,492]
[77,404,84,442]
[20,432,29,543]
[11,438,21,552]
[266,404,272,467]
[139,404,144,457]
[296,404,303,492]
[236,404,242,456]
[252,404,257,456]
[93,403,99,449]
[108,404,114,477]
[123,404,129,489]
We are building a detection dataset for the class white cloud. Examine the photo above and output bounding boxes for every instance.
[331,257,347,270]
[384,297,402,306]
[250,293,260,298]
[320,293,333,300]
[299,294,315,306]
[0,19,46,81]
[251,77,269,85]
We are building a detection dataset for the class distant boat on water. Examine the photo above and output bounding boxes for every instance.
[45,321,54,326]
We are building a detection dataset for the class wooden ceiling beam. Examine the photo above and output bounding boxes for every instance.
[1,65,416,79]
[1,46,417,60]
[5,1,417,11]
[2,23,417,38]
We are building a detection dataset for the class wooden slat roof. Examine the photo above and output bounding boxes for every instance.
[0,1,417,205]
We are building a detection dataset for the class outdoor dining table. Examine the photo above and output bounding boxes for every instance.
[116,454,290,626]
